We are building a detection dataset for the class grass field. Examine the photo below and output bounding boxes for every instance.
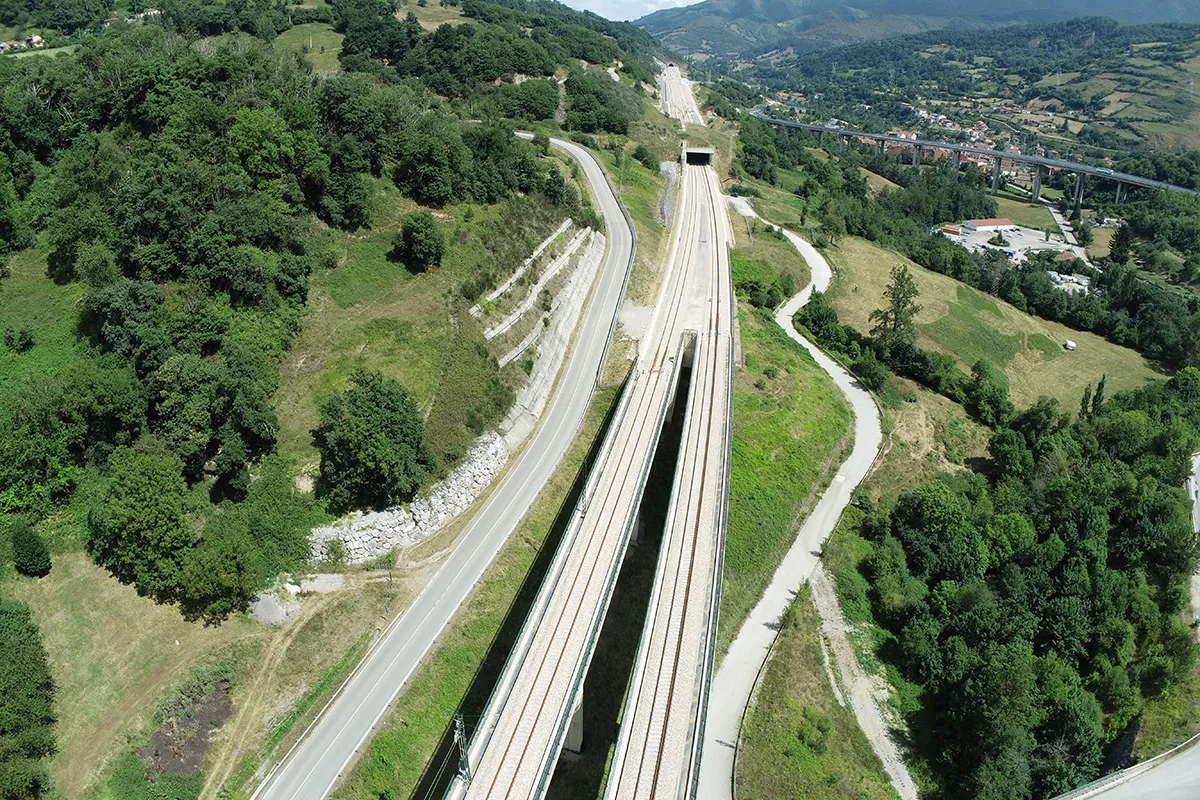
[862,168,899,194]
[273,23,343,74]
[0,246,85,400]
[824,237,1161,409]
[10,44,77,59]
[2,551,404,800]
[401,0,472,30]
[736,586,899,800]
[992,195,1056,231]
[866,377,989,502]
[329,374,625,800]
[729,210,811,293]
[6,554,260,799]
[1088,226,1115,260]
[720,307,851,658]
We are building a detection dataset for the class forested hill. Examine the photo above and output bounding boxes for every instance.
[0,0,659,623]
[636,0,1200,59]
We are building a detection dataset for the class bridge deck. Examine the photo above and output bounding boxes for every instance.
[604,165,733,800]
[451,162,731,800]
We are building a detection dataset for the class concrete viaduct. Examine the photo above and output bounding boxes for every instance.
[750,111,1200,206]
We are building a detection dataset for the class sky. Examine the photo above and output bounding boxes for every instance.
[557,0,700,22]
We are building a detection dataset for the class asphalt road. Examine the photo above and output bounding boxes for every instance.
[1080,752,1200,800]
[248,136,634,800]
[697,198,893,800]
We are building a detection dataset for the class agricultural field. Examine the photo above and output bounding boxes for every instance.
[824,237,1162,409]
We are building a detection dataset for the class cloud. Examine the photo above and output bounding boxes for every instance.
[557,0,701,22]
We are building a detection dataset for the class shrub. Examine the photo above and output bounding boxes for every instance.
[631,143,657,170]
[11,519,51,577]
[391,211,445,273]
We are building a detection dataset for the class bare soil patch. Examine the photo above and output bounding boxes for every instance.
[138,685,234,775]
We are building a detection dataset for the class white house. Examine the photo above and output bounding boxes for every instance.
[964,218,1015,233]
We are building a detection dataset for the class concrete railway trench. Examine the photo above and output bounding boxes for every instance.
[547,336,699,796]
[409,339,702,799]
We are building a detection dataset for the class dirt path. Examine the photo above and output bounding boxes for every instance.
[810,565,919,800]
[200,593,340,800]
[702,196,917,800]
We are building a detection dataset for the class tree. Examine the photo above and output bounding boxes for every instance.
[631,144,657,171]
[11,519,51,578]
[1108,223,1134,265]
[88,443,192,599]
[390,211,445,272]
[0,601,56,799]
[869,264,922,351]
[393,115,470,206]
[852,348,889,392]
[312,368,433,512]
[1075,220,1094,247]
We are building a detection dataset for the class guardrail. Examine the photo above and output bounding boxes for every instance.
[1050,730,1200,800]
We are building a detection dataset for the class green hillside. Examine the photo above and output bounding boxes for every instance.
[636,0,1200,60]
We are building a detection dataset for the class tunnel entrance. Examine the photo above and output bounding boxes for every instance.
[685,148,714,166]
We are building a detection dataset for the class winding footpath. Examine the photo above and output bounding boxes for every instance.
[697,199,916,800]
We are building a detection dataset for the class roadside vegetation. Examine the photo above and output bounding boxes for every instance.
[737,586,899,800]
[720,296,850,658]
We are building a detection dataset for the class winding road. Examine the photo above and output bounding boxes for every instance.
[248,136,635,800]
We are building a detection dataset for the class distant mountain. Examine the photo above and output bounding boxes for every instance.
[636,0,1200,58]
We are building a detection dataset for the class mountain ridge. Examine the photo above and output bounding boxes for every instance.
[636,0,1200,58]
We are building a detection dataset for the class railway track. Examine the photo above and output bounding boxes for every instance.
[605,165,732,800]
[453,161,732,800]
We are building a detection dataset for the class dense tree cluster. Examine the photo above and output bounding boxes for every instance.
[838,368,1200,798]
[331,0,651,131]
[313,368,434,513]
[800,269,1200,797]
[0,0,619,616]
[0,600,56,799]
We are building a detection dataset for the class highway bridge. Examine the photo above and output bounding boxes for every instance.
[750,111,1200,203]
[447,154,733,800]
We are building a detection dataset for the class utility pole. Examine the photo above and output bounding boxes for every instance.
[454,713,472,783]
